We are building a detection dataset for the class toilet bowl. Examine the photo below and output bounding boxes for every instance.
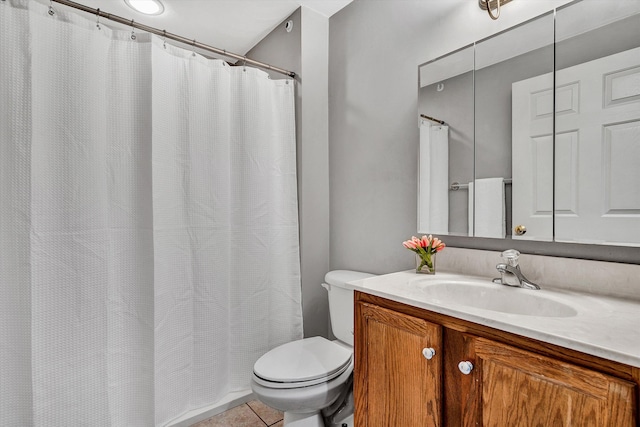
[251,337,353,423]
[250,270,375,427]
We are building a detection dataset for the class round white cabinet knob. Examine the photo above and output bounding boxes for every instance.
[422,347,436,360]
[458,361,474,375]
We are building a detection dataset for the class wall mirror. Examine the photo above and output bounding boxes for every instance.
[552,1,640,246]
[418,0,640,247]
[418,45,474,237]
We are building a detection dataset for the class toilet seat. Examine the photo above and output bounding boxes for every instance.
[253,336,353,389]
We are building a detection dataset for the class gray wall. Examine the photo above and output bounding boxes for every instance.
[296,8,330,338]
[329,1,429,274]
[248,8,332,338]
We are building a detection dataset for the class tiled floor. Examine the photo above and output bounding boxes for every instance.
[191,400,283,427]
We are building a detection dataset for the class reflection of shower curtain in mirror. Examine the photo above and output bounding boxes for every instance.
[418,120,449,234]
[0,2,302,426]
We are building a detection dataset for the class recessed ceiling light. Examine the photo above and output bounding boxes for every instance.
[124,0,165,16]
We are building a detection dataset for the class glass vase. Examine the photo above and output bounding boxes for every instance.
[416,253,436,274]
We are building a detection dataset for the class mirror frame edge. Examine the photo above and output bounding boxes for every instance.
[445,236,640,264]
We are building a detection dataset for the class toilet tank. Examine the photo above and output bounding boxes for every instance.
[323,270,376,346]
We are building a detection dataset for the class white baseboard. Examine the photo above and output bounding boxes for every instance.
[165,389,255,427]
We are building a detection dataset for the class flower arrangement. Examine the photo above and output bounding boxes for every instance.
[402,235,446,274]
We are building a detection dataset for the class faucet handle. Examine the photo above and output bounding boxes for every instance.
[501,249,520,267]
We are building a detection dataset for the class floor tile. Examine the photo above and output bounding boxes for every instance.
[270,421,284,427]
[191,404,266,427]
[247,400,283,426]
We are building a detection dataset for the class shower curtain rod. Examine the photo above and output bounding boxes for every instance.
[49,0,296,78]
[420,114,446,125]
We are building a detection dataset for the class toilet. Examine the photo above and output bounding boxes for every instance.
[251,270,375,427]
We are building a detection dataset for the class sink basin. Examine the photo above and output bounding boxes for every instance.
[417,280,578,318]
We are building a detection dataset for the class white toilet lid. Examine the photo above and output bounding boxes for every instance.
[253,336,353,384]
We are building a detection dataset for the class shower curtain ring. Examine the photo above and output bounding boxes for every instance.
[243,56,247,72]
[192,39,196,56]
[162,30,167,49]
[96,8,101,30]
[130,19,136,40]
[48,0,55,15]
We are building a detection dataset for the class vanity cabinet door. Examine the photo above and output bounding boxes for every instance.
[355,302,442,427]
[467,337,636,427]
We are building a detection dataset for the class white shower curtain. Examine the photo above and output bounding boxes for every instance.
[0,1,303,426]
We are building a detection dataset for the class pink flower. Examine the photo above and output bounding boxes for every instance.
[403,240,417,250]
[402,234,446,255]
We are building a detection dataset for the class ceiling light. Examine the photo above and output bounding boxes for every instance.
[479,0,513,20]
[124,0,164,16]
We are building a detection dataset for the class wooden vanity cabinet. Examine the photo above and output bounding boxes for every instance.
[354,291,639,427]
[467,337,635,426]
[354,302,442,426]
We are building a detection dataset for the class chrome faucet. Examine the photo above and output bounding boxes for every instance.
[492,249,540,290]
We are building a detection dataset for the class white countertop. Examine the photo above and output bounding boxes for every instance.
[346,270,640,368]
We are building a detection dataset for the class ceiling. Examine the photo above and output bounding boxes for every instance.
[56,0,353,57]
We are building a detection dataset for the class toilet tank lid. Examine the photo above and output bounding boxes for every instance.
[324,270,376,288]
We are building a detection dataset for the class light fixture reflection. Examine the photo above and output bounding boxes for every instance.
[124,0,165,16]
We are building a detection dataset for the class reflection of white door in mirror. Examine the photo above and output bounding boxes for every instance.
[511,74,553,241]
[512,47,640,246]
